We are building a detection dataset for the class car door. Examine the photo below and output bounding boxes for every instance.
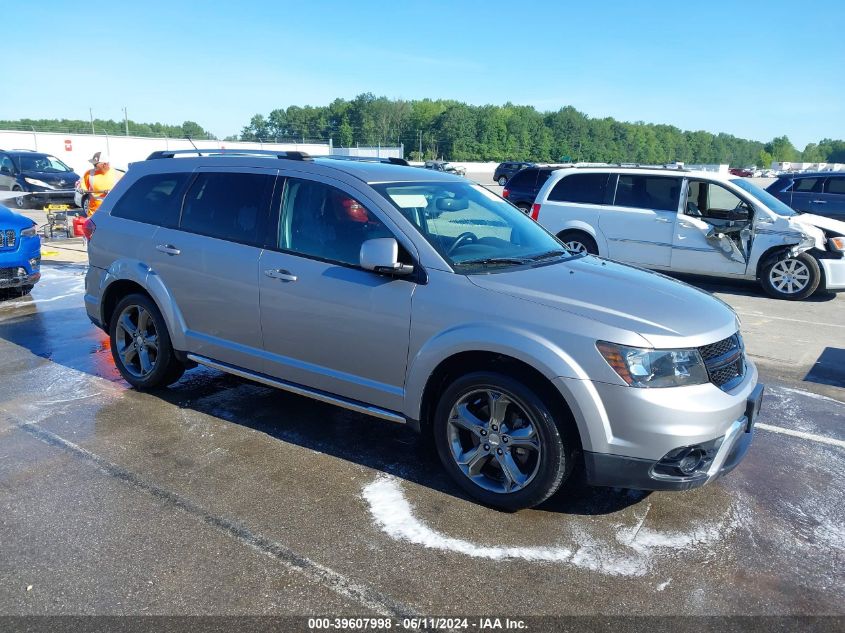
[258,173,415,413]
[599,174,680,267]
[151,167,276,372]
[671,178,749,275]
[816,176,845,221]
[788,176,824,213]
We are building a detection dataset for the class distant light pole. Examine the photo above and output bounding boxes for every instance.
[122,107,129,136]
[89,108,95,135]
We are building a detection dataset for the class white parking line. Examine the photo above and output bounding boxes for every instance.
[757,423,845,449]
[735,310,845,329]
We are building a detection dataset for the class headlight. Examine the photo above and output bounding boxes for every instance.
[24,177,53,189]
[828,236,845,252]
[21,225,38,237]
[597,341,709,388]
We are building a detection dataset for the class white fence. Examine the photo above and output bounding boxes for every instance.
[0,130,403,176]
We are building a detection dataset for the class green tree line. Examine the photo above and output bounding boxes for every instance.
[0,118,215,140]
[239,94,845,167]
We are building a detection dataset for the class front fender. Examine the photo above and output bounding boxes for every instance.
[404,321,589,421]
[100,259,189,351]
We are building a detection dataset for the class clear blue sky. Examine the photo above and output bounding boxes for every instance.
[4,0,843,147]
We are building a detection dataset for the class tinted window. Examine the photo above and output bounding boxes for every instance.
[614,175,680,212]
[548,173,608,204]
[278,178,392,266]
[536,170,554,189]
[506,169,537,189]
[111,172,190,227]
[180,172,274,246]
[825,177,845,195]
[794,178,822,193]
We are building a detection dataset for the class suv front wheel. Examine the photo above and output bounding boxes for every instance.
[109,293,185,389]
[433,371,574,510]
[760,252,821,300]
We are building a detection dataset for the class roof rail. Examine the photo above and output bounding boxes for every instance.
[319,155,410,166]
[10,148,37,152]
[573,162,691,172]
[145,149,312,161]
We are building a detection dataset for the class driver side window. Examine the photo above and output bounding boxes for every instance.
[686,180,750,222]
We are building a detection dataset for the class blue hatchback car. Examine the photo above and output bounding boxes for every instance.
[0,204,41,296]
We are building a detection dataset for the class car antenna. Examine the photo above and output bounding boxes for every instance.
[185,136,201,156]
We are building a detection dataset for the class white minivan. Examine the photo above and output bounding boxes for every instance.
[531,167,845,300]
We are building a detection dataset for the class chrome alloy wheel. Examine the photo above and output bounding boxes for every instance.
[562,240,588,254]
[114,304,159,378]
[446,388,542,493]
[769,258,811,295]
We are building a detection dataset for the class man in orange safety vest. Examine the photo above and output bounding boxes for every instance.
[81,151,122,215]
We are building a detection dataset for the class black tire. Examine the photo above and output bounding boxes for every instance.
[82,195,90,215]
[557,230,598,255]
[433,371,575,510]
[760,252,820,300]
[109,293,185,389]
[18,285,33,296]
[497,176,508,186]
[516,202,531,214]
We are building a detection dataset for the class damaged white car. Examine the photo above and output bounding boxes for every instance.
[531,167,845,300]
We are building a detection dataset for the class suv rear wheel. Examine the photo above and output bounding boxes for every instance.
[433,371,574,510]
[109,293,185,389]
[760,252,820,300]
[497,176,508,186]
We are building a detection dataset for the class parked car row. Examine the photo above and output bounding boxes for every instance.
[83,150,763,510]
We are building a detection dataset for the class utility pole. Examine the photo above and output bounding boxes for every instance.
[418,130,422,158]
[89,108,95,135]
[123,107,129,136]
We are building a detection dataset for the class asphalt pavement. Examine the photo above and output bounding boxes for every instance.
[0,264,843,625]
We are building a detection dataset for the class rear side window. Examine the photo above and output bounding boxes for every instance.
[613,175,680,212]
[111,172,190,227]
[825,177,845,195]
[794,178,822,193]
[548,173,608,204]
[180,172,274,246]
[506,169,537,189]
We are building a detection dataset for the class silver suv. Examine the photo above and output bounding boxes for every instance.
[84,151,763,510]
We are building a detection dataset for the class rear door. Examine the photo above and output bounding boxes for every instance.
[817,176,845,221]
[599,174,681,267]
[151,167,276,372]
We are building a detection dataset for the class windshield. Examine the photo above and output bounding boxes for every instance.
[372,181,575,272]
[730,178,797,217]
[17,154,73,173]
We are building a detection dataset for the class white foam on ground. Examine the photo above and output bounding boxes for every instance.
[362,475,743,577]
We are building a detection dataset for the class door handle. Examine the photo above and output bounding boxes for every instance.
[156,244,181,256]
[264,269,297,282]
[811,199,827,204]
[655,217,672,223]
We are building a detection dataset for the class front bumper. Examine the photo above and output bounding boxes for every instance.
[0,237,41,288]
[26,189,77,207]
[819,257,845,290]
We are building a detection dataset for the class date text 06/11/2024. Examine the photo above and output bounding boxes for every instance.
[307,617,528,630]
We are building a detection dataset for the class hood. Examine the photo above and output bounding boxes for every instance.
[793,213,845,236]
[467,256,738,348]
[0,204,35,229]
[20,169,80,189]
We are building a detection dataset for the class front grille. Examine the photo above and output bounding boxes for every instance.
[0,267,20,280]
[698,333,745,391]
[1,229,16,249]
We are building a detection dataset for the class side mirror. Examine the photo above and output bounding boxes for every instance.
[360,238,414,276]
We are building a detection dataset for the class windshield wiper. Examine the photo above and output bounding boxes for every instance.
[526,249,571,261]
[456,257,530,267]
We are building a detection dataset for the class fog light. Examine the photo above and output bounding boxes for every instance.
[678,448,705,475]
[29,258,40,270]
[16,267,26,277]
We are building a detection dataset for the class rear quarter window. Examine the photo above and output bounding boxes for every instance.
[506,169,537,189]
[613,175,680,212]
[825,177,845,195]
[110,172,191,227]
[548,173,609,204]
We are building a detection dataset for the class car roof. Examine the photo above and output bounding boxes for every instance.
[134,155,461,184]
[4,150,51,157]
[551,166,731,180]
[780,171,844,178]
